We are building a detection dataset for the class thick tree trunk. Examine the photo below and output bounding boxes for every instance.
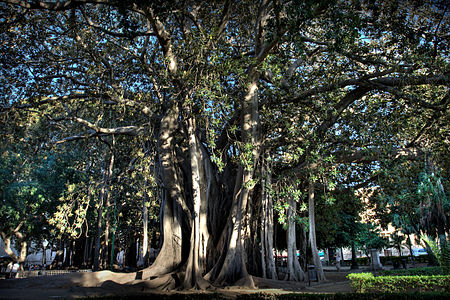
[308,180,325,281]
[285,197,305,281]
[126,236,137,269]
[62,241,70,268]
[142,105,184,279]
[265,170,277,280]
[50,238,64,269]
[213,73,260,287]
[183,117,210,289]
[72,238,84,268]
[197,145,210,275]
[0,232,27,263]
[214,166,252,286]
[260,155,277,279]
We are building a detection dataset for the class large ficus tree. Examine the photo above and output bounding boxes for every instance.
[0,0,448,289]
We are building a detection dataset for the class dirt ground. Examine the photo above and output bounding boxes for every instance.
[0,270,354,299]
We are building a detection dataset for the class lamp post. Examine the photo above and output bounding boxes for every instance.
[42,239,48,275]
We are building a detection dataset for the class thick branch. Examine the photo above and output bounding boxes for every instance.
[70,117,144,135]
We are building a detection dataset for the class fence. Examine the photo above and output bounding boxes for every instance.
[14,269,92,279]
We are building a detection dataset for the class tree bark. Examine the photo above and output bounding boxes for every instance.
[308,180,325,281]
[285,197,305,281]
[260,154,277,279]
[94,170,106,270]
[94,147,114,271]
[142,187,149,267]
[183,116,210,289]
[213,71,260,287]
[351,242,359,269]
[265,170,277,280]
[0,231,27,263]
[142,105,184,279]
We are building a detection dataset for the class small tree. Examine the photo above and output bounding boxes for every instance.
[356,223,388,257]
[390,231,406,257]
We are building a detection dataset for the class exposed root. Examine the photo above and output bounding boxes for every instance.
[235,275,256,289]
[216,274,256,289]
[131,273,178,291]
[181,275,213,290]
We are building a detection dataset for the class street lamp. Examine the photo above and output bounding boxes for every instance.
[42,239,48,274]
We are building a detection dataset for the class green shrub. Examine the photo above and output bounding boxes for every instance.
[235,292,450,300]
[379,267,443,276]
[413,255,431,264]
[380,256,408,265]
[356,257,369,266]
[347,273,450,293]
[422,235,450,274]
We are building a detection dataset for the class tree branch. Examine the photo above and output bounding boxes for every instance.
[0,0,109,11]
[80,6,156,38]
[69,116,144,135]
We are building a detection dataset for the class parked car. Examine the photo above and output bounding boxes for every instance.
[412,248,428,256]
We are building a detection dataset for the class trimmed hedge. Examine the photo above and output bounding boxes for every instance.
[356,257,369,266]
[237,293,450,300]
[83,292,450,300]
[379,267,443,276]
[344,255,432,267]
[347,273,450,293]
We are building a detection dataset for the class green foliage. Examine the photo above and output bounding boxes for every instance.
[421,235,450,275]
[317,191,365,249]
[417,172,448,206]
[390,231,406,256]
[355,223,389,253]
[379,267,443,277]
[0,147,81,242]
[347,273,450,293]
[0,0,448,276]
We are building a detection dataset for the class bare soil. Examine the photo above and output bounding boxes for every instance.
[0,270,353,299]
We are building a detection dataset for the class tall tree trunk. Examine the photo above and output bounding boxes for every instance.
[198,144,210,275]
[260,154,277,279]
[94,171,106,270]
[142,105,184,279]
[265,168,277,280]
[50,238,64,269]
[285,197,305,281]
[103,193,110,269]
[214,166,252,286]
[83,234,90,268]
[62,241,70,268]
[183,117,210,289]
[351,241,359,269]
[142,187,149,267]
[126,236,137,269]
[308,180,325,281]
[104,140,115,269]
[260,174,267,279]
[213,71,260,287]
